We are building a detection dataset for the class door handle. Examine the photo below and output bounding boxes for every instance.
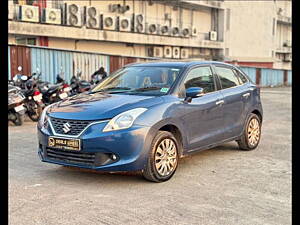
[216,100,224,105]
[242,93,250,98]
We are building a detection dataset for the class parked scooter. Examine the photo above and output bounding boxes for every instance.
[70,69,92,95]
[12,66,28,89]
[8,85,26,126]
[22,76,45,122]
[35,68,71,105]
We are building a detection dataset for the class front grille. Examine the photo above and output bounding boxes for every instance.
[50,117,93,136]
[46,147,96,166]
[45,147,118,167]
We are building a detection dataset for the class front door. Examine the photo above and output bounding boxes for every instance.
[181,66,224,151]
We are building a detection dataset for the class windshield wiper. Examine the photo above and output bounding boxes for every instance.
[130,86,162,92]
[90,87,132,94]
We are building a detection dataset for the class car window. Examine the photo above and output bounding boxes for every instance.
[234,69,248,84]
[215,66,240,89]
[184,66,215,93]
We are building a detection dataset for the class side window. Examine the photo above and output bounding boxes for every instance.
[184,66,215,93]
[215,66,240,89]
[234,69,248,84]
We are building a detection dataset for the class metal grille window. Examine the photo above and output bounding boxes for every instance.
[51,0,63,9]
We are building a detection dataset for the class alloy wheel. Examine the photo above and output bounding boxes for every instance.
[154,138,178,177]
[247,118,260,146]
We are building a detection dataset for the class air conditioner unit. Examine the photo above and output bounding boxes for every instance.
[85,6,100,29]
[42,8,61,25]
[171,27,180,37]
[134,14,145,33]
[172,47,180,59]
[147,23,158,34]
[101,14,117,31]
[164,46,172,58]
[65,3,82,27]
[119,16,131,32]
[209,31,217,41]
[181,28,190,38]
[160,25,170,36]
[180,48,189,59]
[284,54,292,62]
[8,2,17,20]
[148,46,163,58]
[283,40,292,47]
[191,26,197,37]
[18,5,39,23]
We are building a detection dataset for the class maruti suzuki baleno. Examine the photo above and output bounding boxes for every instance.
[38,61,263,182]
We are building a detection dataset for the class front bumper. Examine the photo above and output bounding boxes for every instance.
[38,121,152,172]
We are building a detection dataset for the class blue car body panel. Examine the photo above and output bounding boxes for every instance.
[37,61,263,172]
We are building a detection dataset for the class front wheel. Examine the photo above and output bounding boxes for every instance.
[237,113,262,150]
[142,131,179,182]
[12,113,24,126]
[27,101,43,122]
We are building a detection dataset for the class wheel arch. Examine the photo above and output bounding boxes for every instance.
[157,124,185,157]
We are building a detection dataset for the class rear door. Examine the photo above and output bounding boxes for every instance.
[181,65,224,150]
[212,65,245,140]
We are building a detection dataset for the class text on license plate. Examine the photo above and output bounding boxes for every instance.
[48,137,81,151]
[33,94,43,101]
[59,92,68,99]
[64,87,71,92]
[14,104,24,112]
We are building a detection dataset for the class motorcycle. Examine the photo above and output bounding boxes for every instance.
[70,69,92,95]
[12,66,28,89]
[35,68,71,105]
[22,77,45,122]
[8,85,26,126]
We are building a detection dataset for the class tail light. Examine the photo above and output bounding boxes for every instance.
[63,84,69,88]
[34,91,41,96]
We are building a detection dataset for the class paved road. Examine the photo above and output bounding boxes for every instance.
[9,88,291,225]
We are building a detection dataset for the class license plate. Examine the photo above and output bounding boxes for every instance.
[48,137,81,151]
[33,94,43,101]
[64,87,71,92]
[59,92,68,99]
[14,104,24,112]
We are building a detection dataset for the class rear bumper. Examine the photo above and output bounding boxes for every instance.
[37,122,152,172]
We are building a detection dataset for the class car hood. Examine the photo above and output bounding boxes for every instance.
[48,92,164,120]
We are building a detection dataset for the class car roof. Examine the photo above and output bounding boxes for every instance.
[125,60,234,68]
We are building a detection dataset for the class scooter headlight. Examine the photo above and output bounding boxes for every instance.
[103,108,147,132]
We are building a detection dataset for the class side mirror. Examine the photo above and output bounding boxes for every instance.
[184,87,204,102]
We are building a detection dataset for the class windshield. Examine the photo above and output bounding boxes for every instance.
[91,66,182,96]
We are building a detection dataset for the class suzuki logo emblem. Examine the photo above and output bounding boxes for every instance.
[62,123,71,133]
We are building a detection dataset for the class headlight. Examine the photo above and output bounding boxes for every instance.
[38,105,51,128]
[103,108,147,132]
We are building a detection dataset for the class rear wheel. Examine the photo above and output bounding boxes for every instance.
[12,113,24,126]
[237,113,261,150]
[142,131,179,182]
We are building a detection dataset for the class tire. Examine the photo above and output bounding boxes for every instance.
[142,131,179,182]
[237,113,261,151]
[12,113,24,126]
[27,101,43,122]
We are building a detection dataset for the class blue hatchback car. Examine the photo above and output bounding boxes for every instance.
[37,61,263,182]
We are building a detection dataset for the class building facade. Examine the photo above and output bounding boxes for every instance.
[223,0,292,70]
[8,0,292,76]
[8,0,225,60]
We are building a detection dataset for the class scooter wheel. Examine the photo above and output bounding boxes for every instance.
[12,113,24,126]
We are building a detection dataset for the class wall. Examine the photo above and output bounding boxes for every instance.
[240,66,291,87]
[224,1,276,61]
